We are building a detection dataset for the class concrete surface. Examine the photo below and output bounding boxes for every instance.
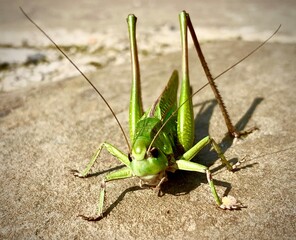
[0,1,295,239]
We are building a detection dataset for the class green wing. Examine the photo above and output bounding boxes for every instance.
[149,70,179,121]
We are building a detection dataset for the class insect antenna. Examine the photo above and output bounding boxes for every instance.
[20,7,131,152]
[210,25,281,81]
[147,24,281,152]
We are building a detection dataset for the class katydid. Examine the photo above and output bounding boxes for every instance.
[20,8,280,221]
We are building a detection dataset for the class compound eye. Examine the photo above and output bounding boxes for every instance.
[150,147,159,158]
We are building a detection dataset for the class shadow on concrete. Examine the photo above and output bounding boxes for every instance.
[160,170,233,197]
[220,97,264,151]
[103,186,145,218]
[193,97,264,167]
[92,172,235,221]
[194,99,218,141]
[80,165,126,178]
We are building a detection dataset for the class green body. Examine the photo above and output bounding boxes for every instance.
[75,11,239,220]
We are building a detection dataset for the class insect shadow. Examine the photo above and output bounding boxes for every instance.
[160,96,264,196]
[195,96,264,157]
[102,186,145,218]
[220,97,264,149]
[84,97,264,199]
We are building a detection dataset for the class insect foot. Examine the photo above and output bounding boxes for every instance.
[230,161,243,171]
[70,169,87,178]
[232,126,259,139]
[77,214,104,222]
[219,196,245,210]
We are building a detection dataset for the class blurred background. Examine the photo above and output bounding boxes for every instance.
[0,0,295,92]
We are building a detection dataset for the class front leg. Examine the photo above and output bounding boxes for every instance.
[71,142,130,177]
[79,167,133,221]
[71,142,132,221]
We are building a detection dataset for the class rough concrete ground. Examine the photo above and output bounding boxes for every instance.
[0,1,295,239]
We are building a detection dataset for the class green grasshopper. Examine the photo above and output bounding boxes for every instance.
[21,8,279,221]
[73,12,247,220]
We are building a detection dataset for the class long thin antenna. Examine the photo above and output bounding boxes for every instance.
[20,7,131,152]
[148,24,280,151]
[213,24,281,80]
